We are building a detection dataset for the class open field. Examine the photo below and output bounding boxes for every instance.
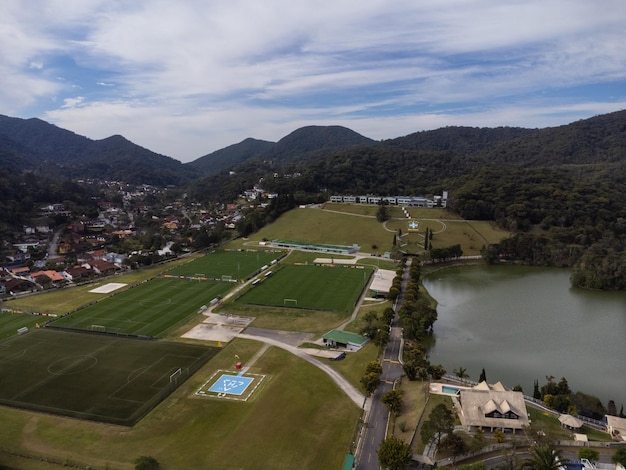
[164,249,283,281]
[0,329,216,426]
[49,278,233,337]
[0,340,361,469]
[240,205,509,257]
[237,264,373,313]
[250,206,394,254]
[387,218,510,256]
[1,254,201,315]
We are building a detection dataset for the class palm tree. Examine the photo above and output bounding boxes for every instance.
[526,444,567,470]
[453,366,469,380]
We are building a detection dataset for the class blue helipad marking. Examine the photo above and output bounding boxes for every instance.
[208,374,253,396]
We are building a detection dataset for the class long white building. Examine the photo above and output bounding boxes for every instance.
[329,191,447,208]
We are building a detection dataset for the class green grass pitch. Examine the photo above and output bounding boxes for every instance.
[237,264,373,313]
[48,278,233,337]
[164,250,283,281]
[0,312,42,340]
[0,329,217,425]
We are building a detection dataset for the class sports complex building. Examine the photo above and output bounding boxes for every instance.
[329,191,448,207]
[269,239,360,254]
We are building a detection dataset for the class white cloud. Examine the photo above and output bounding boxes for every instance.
[61,96,85,108]
[4,0,626,162]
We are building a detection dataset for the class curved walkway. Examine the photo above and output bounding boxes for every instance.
[237,333,367,409]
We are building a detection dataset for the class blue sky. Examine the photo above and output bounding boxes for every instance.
[2,1,626,163]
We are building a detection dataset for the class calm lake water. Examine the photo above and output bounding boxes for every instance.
[422,265,626,407]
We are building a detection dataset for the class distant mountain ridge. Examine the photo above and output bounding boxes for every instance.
[0,115,197,186]
[2,110,626,187]
[0,116,376,184]
[187,137,275,175]
[187,125,374,175]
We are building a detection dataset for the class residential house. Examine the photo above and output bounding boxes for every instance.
[88,259,120,275]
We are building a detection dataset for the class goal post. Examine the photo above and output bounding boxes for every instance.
[91,324,105,332]
[170,368,182,384]
[221,275,233,282]
[283,298,298,307]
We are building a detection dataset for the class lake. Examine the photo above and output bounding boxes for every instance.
[422,265,626,407]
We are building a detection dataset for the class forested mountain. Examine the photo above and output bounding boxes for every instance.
[385,126,536,154]
[259,125,375,162]
[187,137,275,175]
[3,110,626,288]
[0,115,198,186]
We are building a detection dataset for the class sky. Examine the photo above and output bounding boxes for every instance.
[2,1,626,163]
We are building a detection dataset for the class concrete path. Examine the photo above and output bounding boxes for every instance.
[237,333,367,409]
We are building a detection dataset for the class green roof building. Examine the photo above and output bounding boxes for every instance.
[322,330,369,351]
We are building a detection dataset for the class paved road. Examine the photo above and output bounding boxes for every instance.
[355,259,410,470]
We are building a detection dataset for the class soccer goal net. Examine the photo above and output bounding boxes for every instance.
[170,368,182,384]
[283,298,298,307]
[91,324,106,332]
[221,275,234,282]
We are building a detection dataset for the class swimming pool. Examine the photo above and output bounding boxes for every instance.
[441,385,460,395]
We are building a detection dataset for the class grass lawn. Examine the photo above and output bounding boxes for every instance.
[250,207,394,254]
[327,342,380,393]
[435,220,509,254]
[0,340,361,470]
[393,379,429,444]
[527,407,576,442]
[49,278,233,337]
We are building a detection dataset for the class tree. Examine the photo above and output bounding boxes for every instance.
[360,371,380,396]
[578,448,600,464]
[612,448,626,468]
[479,368,487,383]
[470,428,486,452]
[366,361,383,375]
[381,389,403,414]
[607,400,617,416]
[373,329,390,348]
[377,202,390,222]
[378,436,412,470]
[428,364,446,380]
[135,456,160,470]
[420,403,455,446]
[441,433,467,464]
[533,380,541,400]
[526,444,567,470]
[454,366,469,380]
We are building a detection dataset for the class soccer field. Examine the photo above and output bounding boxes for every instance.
[164,250,283,281]
[0,329,217,425]
[237,264,373,313]
[0,312,42,340]
[49,278,233,337]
